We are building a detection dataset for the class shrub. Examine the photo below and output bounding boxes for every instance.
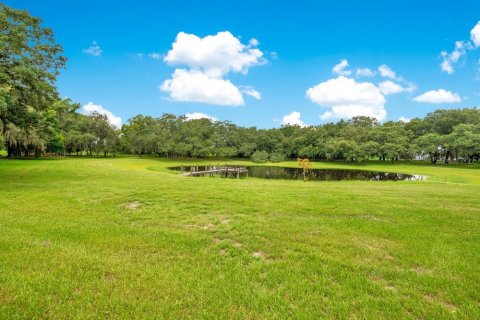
[251,150,269,163]
[269,153,285,163]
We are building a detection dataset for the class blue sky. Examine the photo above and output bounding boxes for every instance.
[5,0,480,128]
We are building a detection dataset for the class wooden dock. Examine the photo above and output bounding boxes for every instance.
[181,165,248,178]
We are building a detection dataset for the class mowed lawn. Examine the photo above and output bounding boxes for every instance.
[0,157,479,319]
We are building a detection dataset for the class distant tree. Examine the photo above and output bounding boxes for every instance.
[413,133,442,164]
[447,124,480,162]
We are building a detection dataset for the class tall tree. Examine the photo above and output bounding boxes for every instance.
[0,4,65,157]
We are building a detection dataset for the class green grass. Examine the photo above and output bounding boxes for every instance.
[0,157,479,319]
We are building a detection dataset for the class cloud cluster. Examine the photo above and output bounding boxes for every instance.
[308,59,463,121]
[83,41,103,57]
[82,102,122,128]
[440,21,480,74]
[413,89,461,104]
[161,31,265,106]
[164,32,265,77]
[282,111,305,126]
[307,62,420,121]
[161,69,244,106]
[307,76,387,121]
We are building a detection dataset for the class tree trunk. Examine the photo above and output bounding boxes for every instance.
[444,150,450,164]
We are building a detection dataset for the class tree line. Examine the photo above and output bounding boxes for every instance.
[120,110,480,164]
[1,4,479,163]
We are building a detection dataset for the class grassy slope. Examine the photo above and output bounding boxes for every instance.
[0,157,479,319]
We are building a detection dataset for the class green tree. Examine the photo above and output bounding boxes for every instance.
[0,4,66,157]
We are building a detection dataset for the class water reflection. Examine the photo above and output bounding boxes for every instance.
[169,165,423,181]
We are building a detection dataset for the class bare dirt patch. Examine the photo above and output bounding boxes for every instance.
[424,294,457,313]
[202,223,215,230]
[252,251,264,258]
[125,201,141,210]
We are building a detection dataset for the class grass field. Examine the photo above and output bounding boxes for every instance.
[0,157,479,319]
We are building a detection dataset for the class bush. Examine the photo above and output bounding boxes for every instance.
[251,150,269,163]
[269,153,285,163]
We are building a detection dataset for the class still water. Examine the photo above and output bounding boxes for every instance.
[169,165,423,181]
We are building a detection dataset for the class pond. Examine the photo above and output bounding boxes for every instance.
[168,165,424,181]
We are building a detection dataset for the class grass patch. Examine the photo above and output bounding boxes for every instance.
[0,157,479,318]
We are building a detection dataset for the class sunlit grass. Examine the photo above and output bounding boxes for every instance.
[0,157,479,319]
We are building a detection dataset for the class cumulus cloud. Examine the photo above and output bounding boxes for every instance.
[161,31,265,105]
[184,112,217,122]
[356,67,375,77]
[378,64,397,79]
[160,69,244,106]
[282,111,305,126]
[440,21,480,74]
[307,76,386,121]
[148,52,161,59]
[164,31,265,77]
[332,59,352,76]
[82,102,122,128]
[379,80,416,95]
[82,41,103,57]
[413,89,461,104]
[398,116,411,123]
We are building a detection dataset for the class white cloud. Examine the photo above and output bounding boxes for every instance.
[440,41,469,74]
[82,41,102,57]
[239,86,261,100]
[378,64,397,79]
[184,112,217,122]
[471,21,480,47]
[148,53,161,59]
[398,116,411,123]
[282,111,305,127]
[413,89,461,104]
[440,21,480,74]
[356,68,375,77]
[332,59,352,76]
[82,102,122,128]
[160,69,244,106]
[307,76,386,121]
[379,80,416,95]
[164,31,266,77]
[162,31,265,106]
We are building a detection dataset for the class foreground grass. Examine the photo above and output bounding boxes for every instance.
[0,157,479,319]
